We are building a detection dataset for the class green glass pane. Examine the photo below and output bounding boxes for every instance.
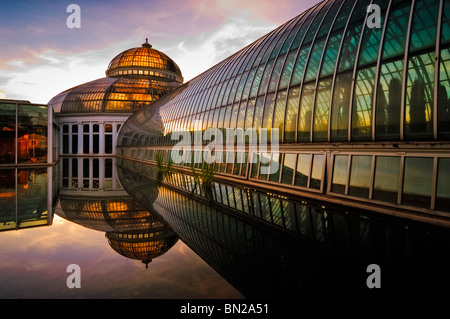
[298,83,315,141]
[337,23,362,73]
[313,79,332,141]
[331,72,352,141]
[320,33,342,77]
[291,47,310,86]
[352,67,376,140]
[442,0,450,44]
[304,38,326,82]
[382,3,411,60]
[373,156,400,203]
[438,48,450,138]
[409,0,439,52]
[376,60,403,140]
[279,51,296,90]
[405,52,435,140]
[358,4,386,67]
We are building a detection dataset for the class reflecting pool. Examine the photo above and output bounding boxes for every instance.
[2,158,450,299]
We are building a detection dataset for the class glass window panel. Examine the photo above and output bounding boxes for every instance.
[320,32,342,77]
[436,158,450,212]
[250,153,259,178]
[304,38,326,82]
[72,134,78,154]
[83,135,89,154]
[357,0,387,67]
[373,156,400,203]
[262,93,275,130]
[93,134,99,154]
[258,60,274,96]
[331,155,348,194]
[402,157,433,208]
[269,153,281,182]
[268,56,285,92]
[105,135,113,154]
[438,48,450,138]
[442,0,450,44]
[244,98,255,131]
[17,104,48,163]
[405,52,435,140]
[105,158,113,179]
[337,23,363,73]
[376,60,403,140]
[250,65,265,98]
[352,67,376,140]
[349,155,372,198]
[279,51,296,90]
[284,86,300,143]
[273,90,287,140]
[313,79,332,141]
[295,153,311,187]
[409,0,439,53]
[381,3,411,60]
[310,154,324,190]
[258,153,271,181]
[291,47,310,86]
[298,83,315,142]
[331,72,352,141]
[281,153,296,185]
[253,97,265,132]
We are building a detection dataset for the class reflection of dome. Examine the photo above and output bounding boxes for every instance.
[56,195,179,268]
[48,39,183,114]
[106,39,183,83]
[106,229,178,268]
[57,197,162,232]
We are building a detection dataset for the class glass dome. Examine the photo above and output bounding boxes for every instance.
[48,39,183,114]
[106,39,183,83]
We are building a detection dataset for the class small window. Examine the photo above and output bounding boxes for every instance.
[310,154,324,190]
[373,156,400,203]
[402,157,433,208]
[295,154,311,187]
[331,155,349,194]
[281,154,296,185]
[349,155,372,198]
[435,158,450,212]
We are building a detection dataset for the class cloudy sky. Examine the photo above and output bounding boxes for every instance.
[0,0,322,104]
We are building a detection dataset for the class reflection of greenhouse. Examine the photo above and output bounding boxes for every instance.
[55,157,178,267]
[117,157,450,299]
[117,0,450,224]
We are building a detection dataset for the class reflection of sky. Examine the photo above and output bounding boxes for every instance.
[0,215,243,298]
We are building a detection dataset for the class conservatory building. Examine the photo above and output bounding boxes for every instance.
[116,0,450,225]
[48,39,183,158]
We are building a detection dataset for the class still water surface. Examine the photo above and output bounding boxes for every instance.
[1,159,450,299]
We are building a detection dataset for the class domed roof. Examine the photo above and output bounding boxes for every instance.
[48,39,183,114]
[106,39,183,83]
